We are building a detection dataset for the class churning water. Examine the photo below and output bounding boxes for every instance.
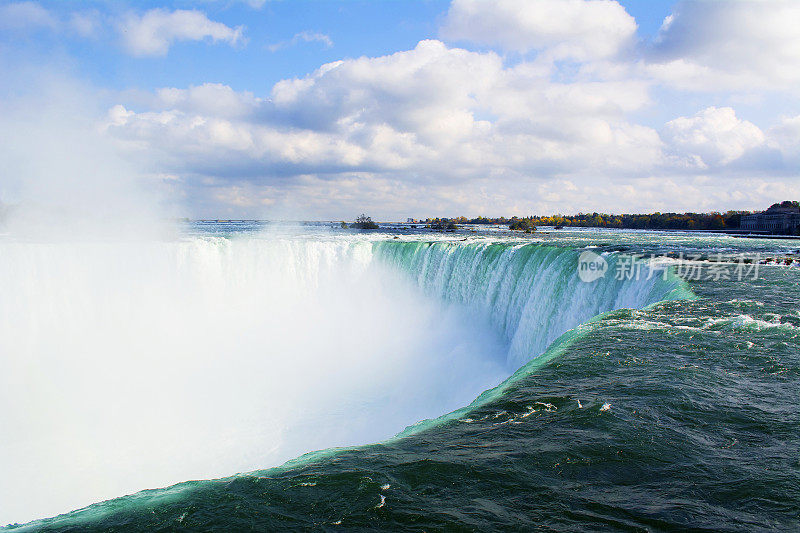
[2,225,798,531]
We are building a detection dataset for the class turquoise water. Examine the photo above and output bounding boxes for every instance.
[3,226,799,531]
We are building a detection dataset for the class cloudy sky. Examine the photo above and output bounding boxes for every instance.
[1,0,798,220]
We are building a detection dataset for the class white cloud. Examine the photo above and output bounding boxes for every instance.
[2,0,798,220]
[440,0,637,60]
[269,40,502,141]
[119,8,243,57]
[767,115,800,166]
[268,31,333,52]
[661,107,766,168]
[106,40,664,204]
[153,83,262,118]
[165,170,800,221]
[0,1,58,30]
[647,1,800,92]
[769,115,800,151]
[69,10,102,38]
[0,3,102,38]
[95,0,800,218]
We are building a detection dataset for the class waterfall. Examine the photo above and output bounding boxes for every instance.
[0,235,689,526]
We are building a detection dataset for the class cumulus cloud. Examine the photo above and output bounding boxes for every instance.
[269,40,502,139]
[440,0,800,94]
[647,1,800,92]
[89,2,800,217]
[153,83,262,118]
[661,107,765,168]
[119,8,243,57]
[440,0,637,60]
[104,38,669,219]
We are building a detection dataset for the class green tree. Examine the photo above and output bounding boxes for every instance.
[352,214,378,229]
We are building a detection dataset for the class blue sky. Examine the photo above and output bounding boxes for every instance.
[1,0,799,219]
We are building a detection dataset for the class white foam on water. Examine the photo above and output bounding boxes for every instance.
[705,314,798,332]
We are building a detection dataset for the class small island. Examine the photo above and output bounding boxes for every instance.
[348,214,379,230]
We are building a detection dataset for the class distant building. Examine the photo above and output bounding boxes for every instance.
[740,203,800,234]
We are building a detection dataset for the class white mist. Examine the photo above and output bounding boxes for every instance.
[0,235,507,525]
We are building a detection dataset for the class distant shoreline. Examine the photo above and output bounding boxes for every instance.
[184,219,800,240]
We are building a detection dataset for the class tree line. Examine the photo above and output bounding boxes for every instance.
[423,210,756,231]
